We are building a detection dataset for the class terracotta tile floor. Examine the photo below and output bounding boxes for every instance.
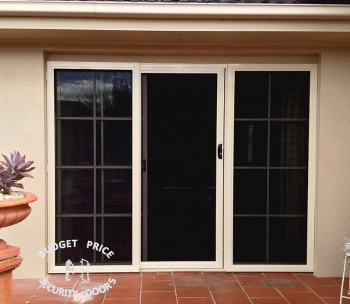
[11,272,350,304]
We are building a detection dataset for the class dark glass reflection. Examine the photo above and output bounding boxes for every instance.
[104,169,132,214]
[234,72,269,118]
[55,70,94,117]
[233,70,310,265]
[55,69,133,266]
[269,169,308,215]
[269,218,307,264]
[101,217,132,263]
[234,169,267,215]
[234,121,268,167]
[56,217,94,264]
[271,72,310,119]
[270,121,309,167]
[57,120,93,166]
[233,217,267,263]
[103,121,132,166]
[96,71,132,117]
[57,169,94,214]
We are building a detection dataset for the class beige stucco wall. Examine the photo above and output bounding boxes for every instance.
[1,42,350,278]
[0,46,46,279]
[314,48,350,277]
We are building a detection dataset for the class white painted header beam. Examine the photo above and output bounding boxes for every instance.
[0,1,350,20]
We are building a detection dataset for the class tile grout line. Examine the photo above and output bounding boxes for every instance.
[261,272,291,304]
[26,279,42,304]
[100,272,111,304]
[139,272,143,304]
[233,273,254,304]
[204,272,217,304]
[172,271,179,304]
[62,274,80,304]
[294,273,328,304]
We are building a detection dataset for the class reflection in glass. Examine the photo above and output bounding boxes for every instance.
[269,217,307,263]
[55,68,134,267]
[269,169,308,215]
[234,121,268,167]
[55,70,94,117]
[57,169,94,214]
[270,121,309,167]
[96,71,132,117]
[233,70,310,265]
[57,120,93,166]
[104,169,132,214]
[271,72,310,119]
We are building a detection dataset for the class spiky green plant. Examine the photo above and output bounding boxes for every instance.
[0,151,35,194]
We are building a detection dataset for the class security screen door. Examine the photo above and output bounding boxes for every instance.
[48,62,140,272]
[140,68,224,269]
[225,65,316,272]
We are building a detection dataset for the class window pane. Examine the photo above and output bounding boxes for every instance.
[56,120,94,166]
[96,71,132,117]
[270,121,309,167]
[104,169,132,214]
[269,217,307,263]
[271,72,310,119]
[57,169,94,214]
[233,217,267,263]
[103,120,132,166]
[269,169,308,215]
[55,70,94,117]
[101,217,132,264]
[234,72,269,118]
[234,121,268,167]
[55,217,94,265]
[234,169,267,214]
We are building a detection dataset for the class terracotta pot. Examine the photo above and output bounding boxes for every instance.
[0,192,37,228]
[0,192,37,304]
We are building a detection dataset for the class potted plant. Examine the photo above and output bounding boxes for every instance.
[0,151,37,304]
[0,151,37,228]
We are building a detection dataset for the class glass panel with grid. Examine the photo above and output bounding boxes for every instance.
[233,71,310,264]
[54,69,133,265]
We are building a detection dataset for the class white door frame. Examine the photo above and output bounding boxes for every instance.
[139,64,225,270]
[224,64,317,272]
[46,62,316,273]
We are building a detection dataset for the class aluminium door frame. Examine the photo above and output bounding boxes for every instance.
[225,63,317,272]
[139,63,226,270]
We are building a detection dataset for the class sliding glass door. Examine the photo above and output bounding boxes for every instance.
[47,62,140,272]
[225,65,316,272]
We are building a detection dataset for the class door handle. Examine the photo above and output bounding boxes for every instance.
[218,144,223,159]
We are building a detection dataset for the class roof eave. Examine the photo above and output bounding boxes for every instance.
[1,1,350,20]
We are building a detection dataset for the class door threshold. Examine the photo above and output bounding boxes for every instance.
[140,268,226,272]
